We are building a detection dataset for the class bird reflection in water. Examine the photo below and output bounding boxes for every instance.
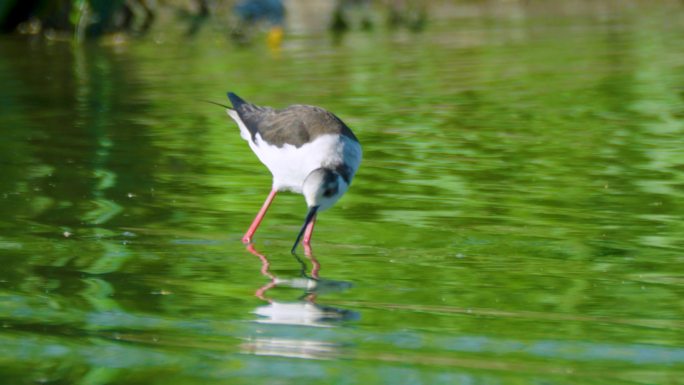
[242,244,358,359]
[246,244,357,326]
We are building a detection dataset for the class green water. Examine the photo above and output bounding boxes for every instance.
[2,7,684,385]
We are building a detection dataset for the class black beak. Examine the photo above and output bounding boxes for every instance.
[291,206,319,254]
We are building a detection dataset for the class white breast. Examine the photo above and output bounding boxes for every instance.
[254,134,361,193]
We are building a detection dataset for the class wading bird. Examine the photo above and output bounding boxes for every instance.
[224,92,361,253]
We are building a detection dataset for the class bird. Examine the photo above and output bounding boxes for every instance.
[224,92,362,253]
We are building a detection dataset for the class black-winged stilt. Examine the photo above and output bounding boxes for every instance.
[225,92,362,253]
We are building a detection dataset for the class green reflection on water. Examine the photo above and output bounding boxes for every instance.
[1,5,684,385]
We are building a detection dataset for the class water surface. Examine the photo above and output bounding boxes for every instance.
[1,6,684,384]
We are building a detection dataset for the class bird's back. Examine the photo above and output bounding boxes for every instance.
[228,92,358,148]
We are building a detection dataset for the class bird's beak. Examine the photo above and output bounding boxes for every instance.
[291,206,319,254]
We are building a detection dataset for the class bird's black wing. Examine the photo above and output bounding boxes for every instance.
[228,92,357,148]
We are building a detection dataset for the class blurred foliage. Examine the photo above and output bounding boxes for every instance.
[0,0,191,38]
[4,0,675,42]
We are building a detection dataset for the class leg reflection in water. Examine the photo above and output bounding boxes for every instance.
[245,243,358,326]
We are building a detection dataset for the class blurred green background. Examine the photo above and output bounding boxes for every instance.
[1,1,684,384]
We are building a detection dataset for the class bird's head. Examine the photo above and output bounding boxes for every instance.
[291,168,349,253]
[302,168,348,211]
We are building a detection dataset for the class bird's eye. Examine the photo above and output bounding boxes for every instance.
[323,188,335,197]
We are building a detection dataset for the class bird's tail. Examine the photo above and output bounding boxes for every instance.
[227,92,247,109]
[212,93,253,142]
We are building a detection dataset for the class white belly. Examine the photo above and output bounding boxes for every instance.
[250,133,361,193]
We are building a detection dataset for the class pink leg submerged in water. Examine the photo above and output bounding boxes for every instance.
[242,189,278,244]
[303,243,320,279]
[246,244,277,301]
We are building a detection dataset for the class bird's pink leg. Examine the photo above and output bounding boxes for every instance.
[242,189,277,244]
[302,213,316,246]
